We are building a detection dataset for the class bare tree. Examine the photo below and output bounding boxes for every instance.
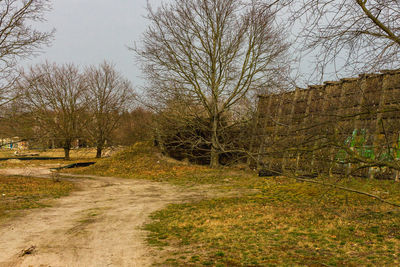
[113,107,154,146]
[84,62,134,158]
[293,0,400,78]
[135,0,290,167]
[20,62,88,159]
[0,0,53,107]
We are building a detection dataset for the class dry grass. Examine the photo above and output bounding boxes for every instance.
[0,175,74,221]
[71,142,257,187]
[0,147,106,169]
[0,147,99,159]
[147,178,400,266]
[69,142,400,266]
[0,159,99,169]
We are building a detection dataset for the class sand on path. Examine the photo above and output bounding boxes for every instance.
[0,168,206,267]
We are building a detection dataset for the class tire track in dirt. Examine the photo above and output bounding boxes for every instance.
[0,171,207,267]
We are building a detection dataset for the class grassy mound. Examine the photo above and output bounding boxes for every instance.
[72,142,257,185]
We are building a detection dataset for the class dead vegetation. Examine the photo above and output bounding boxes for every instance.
[66,142,400,266]
[0,175,74,220]
[72,142,257,186]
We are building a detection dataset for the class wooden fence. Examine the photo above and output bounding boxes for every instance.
[255,70,400,177]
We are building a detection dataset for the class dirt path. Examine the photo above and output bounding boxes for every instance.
[0,169,208,267]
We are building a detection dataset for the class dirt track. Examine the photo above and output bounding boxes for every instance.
[0,168,207,266]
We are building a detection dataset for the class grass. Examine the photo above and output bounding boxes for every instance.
[0,159,100,169]
[0,175,74,220]
[71,142,257,187]
[0,147,102,170]
[70,142,400,266]
[0,147,99,159]
[146,178,400,266]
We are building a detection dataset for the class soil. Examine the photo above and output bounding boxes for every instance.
[0,167,211,267]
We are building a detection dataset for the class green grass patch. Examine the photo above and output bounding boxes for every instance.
[0,175,74,220]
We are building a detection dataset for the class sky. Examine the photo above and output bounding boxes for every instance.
[22,0,167,87]
[20,0,341,89]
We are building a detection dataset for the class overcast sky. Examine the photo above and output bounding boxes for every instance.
[22,0,167,87]
[21,0,339,89]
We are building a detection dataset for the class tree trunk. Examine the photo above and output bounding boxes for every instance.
[210,115,219,168]
[155,127,167,155]
[210,145,219,168]
[64,147,70,160]
[96,147,102,158]
[247,106,260,167]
